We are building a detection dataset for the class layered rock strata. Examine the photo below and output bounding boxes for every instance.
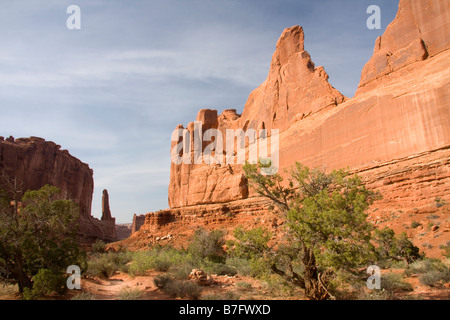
[0,136,117,244]
[127,0,449,257]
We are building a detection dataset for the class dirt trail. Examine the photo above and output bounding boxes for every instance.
[78,272,173,300]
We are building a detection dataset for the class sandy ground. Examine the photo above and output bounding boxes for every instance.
[1,269,449,300]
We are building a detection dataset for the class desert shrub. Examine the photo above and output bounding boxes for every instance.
[373,228,422,263]
[153,274,172,289]
[202,261,237,276]
[71,292,96,300]
[381,273,413,293]
[129,246,188,276]
[260,275,296,297]
[411,221,421,229]
[188,227,226,263]
[154,259,172,272]
[91,240,106,254]
[227,226,273,278]
[439,241,450,258]
[225,257,253,277]
[391,260,408,269]
[235,281,253,290]
[422,242,433,249]
[169,261,198,280]
[405,258,447,276]
[222,291,241,300]
[128,251,153,276]
[22,269,66,299]
[118,287,143,300]
[407,260,434,274]
[419,270,449,287]
[163,280,202,300]
[0,283,18,297]
[86,252,131,278]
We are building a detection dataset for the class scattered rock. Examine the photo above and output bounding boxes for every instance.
[188,269,215,286]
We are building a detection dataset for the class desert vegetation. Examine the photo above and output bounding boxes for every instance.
[0,164,449,300]
[0,182,86,299]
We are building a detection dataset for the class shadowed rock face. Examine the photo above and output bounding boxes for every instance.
[102,189,112,220]
[0,136,117,244]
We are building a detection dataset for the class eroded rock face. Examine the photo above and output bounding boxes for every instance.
[357,0,450,94]
[168,25,345,208]
[0,136,117,243]
[160,0,450,257]
[131,213,146,233]
[102,189,112,220]
[237,25,345,133]
[169,0,450,209]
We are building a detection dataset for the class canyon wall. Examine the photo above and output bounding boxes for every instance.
[125,0,449,256]
[169,0,449,207]
[0,136,117,244]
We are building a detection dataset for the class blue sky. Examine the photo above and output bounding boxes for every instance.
[0,0,398,223]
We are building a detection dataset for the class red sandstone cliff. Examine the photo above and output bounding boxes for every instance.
[119,0,450,257]
[169,0,449,208]
[0,136,117,244]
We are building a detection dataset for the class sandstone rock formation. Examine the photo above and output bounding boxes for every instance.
[115,224,132,241]
[102,189,112,220]
[169,0,449,206]
[188,269,215,286]
[0,136,117,244]
[122,0,450,257]
[131,213,146,233]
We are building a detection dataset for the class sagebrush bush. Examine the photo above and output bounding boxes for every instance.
[91,239,107,254]
[118,287,143,300]
[202,261,237,276]
[153,275,172,289]
[405,258,447,276]
[381,273,413,293]
[260,275,296,297]
[169,261,198,280]
[225,257,253,276]
[129,246,188,276]
[188,227,226,263]
[235,281,253,290]
[154,259,172,272]
[163,280,202,300]
[86,252,132,278]
[419,270,449,287]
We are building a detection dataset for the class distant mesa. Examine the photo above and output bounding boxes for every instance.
[0,136,117,245]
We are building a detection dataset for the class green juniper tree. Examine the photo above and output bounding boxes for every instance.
[0,181,85,297]
[235,161,380,300]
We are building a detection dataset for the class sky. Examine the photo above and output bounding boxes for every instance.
[0,0,399,224]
